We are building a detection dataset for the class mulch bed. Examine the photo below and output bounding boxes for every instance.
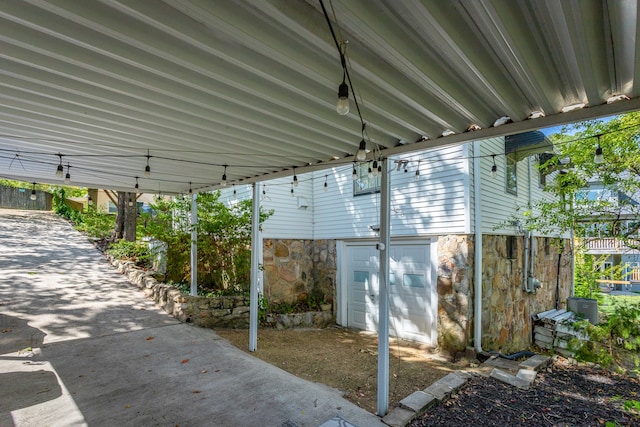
[411,359,640,427]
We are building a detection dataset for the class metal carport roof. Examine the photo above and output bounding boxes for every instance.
[0,0,639,194]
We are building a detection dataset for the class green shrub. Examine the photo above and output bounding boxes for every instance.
[106,239,151,268]
[75,207,115,239]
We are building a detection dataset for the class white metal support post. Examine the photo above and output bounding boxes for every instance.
[190,192,198,296]
[249,183,261,351]
[377,158,391,416]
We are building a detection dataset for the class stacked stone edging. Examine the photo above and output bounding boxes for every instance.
[108,256,334,330]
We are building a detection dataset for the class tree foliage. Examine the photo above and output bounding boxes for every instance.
[142,191,273,293]
[513,112,640,295]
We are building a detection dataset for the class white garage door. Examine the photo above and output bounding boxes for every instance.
[343,241,436,344]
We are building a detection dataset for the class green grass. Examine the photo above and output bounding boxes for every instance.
[600,293,640,316]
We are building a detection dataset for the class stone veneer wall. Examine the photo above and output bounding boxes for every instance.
[262,239,337,309]
[437,235,474,353]
[436,234,573,354]
[481,235,572,353]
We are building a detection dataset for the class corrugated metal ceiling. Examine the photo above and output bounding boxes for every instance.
[0,0,639,194]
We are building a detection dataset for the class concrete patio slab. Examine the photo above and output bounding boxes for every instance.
[0,209,384,427]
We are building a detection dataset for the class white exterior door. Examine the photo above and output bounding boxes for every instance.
[343,241,435,344]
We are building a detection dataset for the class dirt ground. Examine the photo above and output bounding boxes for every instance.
[215,326,469,414]
[412,358,640,426]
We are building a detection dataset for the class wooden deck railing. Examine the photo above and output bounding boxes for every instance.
[584,237,640,252]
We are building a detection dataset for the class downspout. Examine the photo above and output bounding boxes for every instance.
[472,141,483,353]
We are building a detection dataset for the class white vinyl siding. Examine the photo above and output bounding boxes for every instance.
[221,178,314,240]
[477,137,553,235]
[314,145,470,239]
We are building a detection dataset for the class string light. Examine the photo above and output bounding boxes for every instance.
[324,175,328,192]
[352,163,358,180]
[367,163,373,178]
[64,163,71,184]
[491,155,497,178]
[372,160,379,177]
[356,139,367,162]
[135,176,139,190]
[594,141,604,164]
[56,154,63,178]
[293,167,298,187]
[221,165,228,186]
[30,182,36,200]
[128,198,134,207]
[290,182,295,197]
[144,149,151,178]
[188,182,192,195]
[415,161,420,181]
[233,184,237,196]
[263,185,266,196]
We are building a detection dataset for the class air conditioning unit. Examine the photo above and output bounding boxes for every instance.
[567,297,599,325]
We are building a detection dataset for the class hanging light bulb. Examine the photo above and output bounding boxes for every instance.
[88,194,93,205]
[352,164,358,180]
[415,162,420,181]
[290,183,295,197]
[336,80,349,115]
[128,198,134,207]
[30,182,37,201]
[377,163,382,176]
[324,175,328,192]
[222,165,228,186]
[135,177,139,190]
[262,185,266,196]
[144,149,151,178]
[233,184,237,196]
[372,160,379,177]
[293,168,298,187]
[56,154,64,177]
[188,182,192,195]
[367,163,373,178]
[594,144,604,164]
[356,139,367,162]
[64,164,71,184]
[491,155,497,178]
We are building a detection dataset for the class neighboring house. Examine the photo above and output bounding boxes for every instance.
[223,132,572,354]
[579,183,640,293]
[87,189,158,214]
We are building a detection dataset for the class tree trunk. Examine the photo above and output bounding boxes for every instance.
[112,191,126,241]
[112,191,137,242]
[124,192,137,242]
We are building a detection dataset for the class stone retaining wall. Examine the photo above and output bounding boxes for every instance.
[109,256,334,330]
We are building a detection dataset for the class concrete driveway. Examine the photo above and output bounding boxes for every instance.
[0,209,384,427]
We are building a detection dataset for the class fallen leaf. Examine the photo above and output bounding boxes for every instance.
[192,390,201,394]
[146,336,154,341]
[201,369,208,374]
[214,369,220,372]
[125,404,131,409]
[1,328,11,333]
[181,359,189,364]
